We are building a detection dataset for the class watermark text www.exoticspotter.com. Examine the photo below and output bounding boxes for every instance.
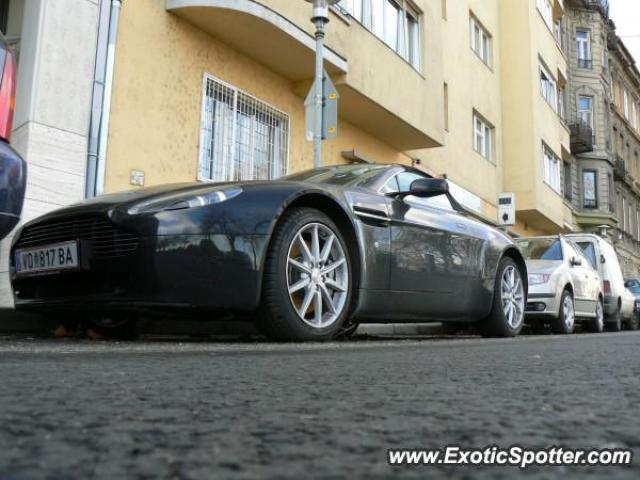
[387,445,633,469]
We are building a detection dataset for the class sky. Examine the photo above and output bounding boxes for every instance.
[609,0,640,64]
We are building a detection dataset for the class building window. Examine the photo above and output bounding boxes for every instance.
[582,169,598,208]
[554,19,561,47]
[543,144,561,193]
[473,111,493,160]
[576,30,592,69]
[470,15,491,66]
[601,35,607,69]
[632,100,638,130]
[540,63,557,111]
[578,95,593,127]
[607,173,614,212]
[623,88,629,120]
[558,85,566,120]
[536,0,553,29]
[339,0,421,70]
[199,74,289,182]
[622,196,627,231]
[563,161,572,201]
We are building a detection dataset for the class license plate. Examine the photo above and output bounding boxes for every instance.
[15,241,79,275]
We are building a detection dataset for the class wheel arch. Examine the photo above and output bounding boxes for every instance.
[562,283,574,296]
[502,247,528,296]
[259,192,363,310]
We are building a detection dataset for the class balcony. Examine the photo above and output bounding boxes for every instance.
[165,0,444,151]
[582,0,609,16]
[569,121,594,154]
[614,154,627,181]
[577,58,593,69]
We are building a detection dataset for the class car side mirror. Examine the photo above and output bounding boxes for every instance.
[571,256,582,267]
[405,178,449,198]
[600,254,606,264]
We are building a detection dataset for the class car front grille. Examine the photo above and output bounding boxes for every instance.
[16,216,139,259]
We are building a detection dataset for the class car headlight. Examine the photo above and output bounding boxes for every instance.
[128,187,243,215]
[528,273,550,285]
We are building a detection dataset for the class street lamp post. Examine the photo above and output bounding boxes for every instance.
[304,0,340,169]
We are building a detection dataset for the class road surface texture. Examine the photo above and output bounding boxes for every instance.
[1,332,639,479]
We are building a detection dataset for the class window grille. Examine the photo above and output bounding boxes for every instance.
[199,74,290,182]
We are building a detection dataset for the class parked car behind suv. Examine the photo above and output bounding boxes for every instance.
[0,32,26,240]
[567,234,635,331]
[623,278,640,330]
[515,236,603,334]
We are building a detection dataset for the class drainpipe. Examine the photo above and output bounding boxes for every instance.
[85,0,121,198]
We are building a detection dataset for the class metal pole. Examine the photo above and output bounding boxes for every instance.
[313,19,325,169]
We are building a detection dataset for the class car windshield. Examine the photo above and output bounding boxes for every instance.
[283,164,390,187]
[516,238,563,261]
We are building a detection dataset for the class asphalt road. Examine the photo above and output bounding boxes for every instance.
[1,332,640,479]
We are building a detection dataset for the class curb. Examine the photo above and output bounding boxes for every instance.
[0,308,444,337]
[356,323,443,336]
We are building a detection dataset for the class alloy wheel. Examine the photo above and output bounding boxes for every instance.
[595,301,604,331]
[563,294,575,331]
[286,222,349,329]
[501,265,525,329]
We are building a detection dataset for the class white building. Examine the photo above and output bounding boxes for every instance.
[0,0,104,306]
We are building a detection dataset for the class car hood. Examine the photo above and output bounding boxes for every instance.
[19,182,244,225]
[17,180,342,228]
[525,259,562,274]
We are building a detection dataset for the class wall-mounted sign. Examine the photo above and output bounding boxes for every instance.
[498,192,516,226]
[130,170,145,187]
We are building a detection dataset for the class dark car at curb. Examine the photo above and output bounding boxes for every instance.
[0,32,26,240]
[9,164,527,341]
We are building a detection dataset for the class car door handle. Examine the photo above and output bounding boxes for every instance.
[456,223,467,230]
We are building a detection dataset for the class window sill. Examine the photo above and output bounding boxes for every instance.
[470,48,494,72]
[473,149,496,166]
[343,15,424,78]
[543,180,562,197]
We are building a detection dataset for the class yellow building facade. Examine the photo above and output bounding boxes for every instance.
[103,0,579,236]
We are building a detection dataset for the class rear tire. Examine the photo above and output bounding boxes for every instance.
[585,299,604,333]
[605,304,622,332]
[626,312,640,331]
[260,208,353,342]
[550,290,575,335]
[479,257,525,338]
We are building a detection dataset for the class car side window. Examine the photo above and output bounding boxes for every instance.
[569,241,593,269]
[380,175,400,194]
[576,241,597,269]
[396,172,425,192]
[564,242,579,262]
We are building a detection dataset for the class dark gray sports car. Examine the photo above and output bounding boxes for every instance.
[10,164,527,341]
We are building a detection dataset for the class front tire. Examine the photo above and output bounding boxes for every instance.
[550,290,575,335]
[479,258,525,337]
[260,208,353,341]
[88,313,141,340]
